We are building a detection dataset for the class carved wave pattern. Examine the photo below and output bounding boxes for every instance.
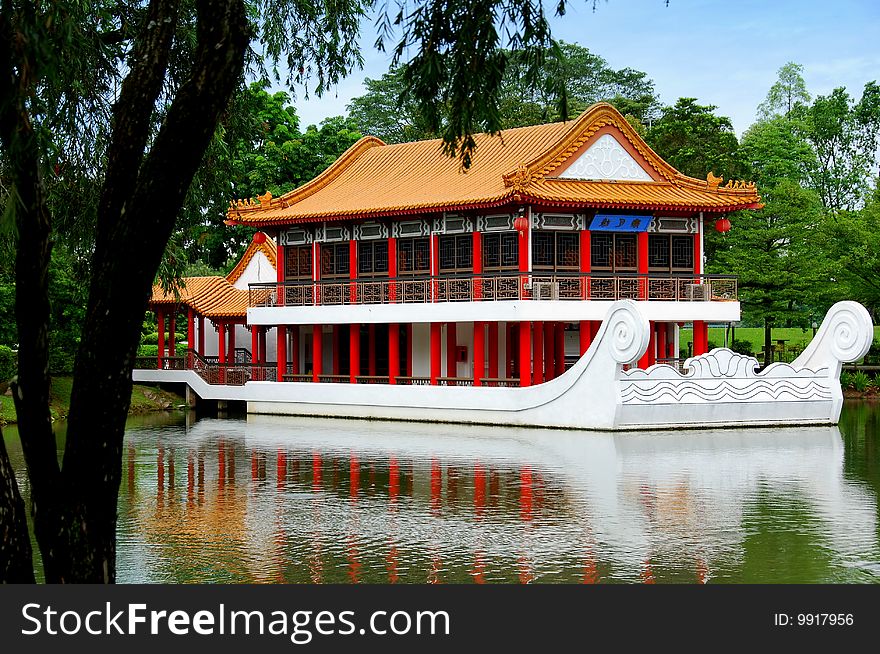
[620,378,833,405]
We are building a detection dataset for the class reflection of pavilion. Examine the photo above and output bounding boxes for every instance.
[122,416,879,583]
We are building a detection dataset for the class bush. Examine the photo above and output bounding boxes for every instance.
[48,350,76,375]
[138,344,159,357]
[0,345,16,382]
[852,371,872,393]
[707,340,718,351]
[840,371,854,389]
[730,339,754,356]
[141,332,160,345]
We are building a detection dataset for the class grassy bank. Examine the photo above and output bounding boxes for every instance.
[679,326,880,357]
[0,377,183,425]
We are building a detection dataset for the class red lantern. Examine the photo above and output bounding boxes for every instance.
[253,231,267,244]
[513,214,529,236]
[714,217,731,233]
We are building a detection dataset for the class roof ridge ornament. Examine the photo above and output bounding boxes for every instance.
[707,171,723,189]
[502,163,534,192]
[258,190,273,208]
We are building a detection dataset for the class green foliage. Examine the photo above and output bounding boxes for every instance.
[757,62,811,120]
[0,345,16,381]
[645,98,746,180]
[851,371,872,393]
[840,370,854,390]
[138,345,159,358]
[347,41,660,144]
[730,339,754,356]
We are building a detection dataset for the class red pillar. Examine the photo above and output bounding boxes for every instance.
[217,321,226,364]
[693,320,708,356]
[580,229,591,299]
[368,324,377,376]
[290,325,299,375]
[168,312,176,357]
[472,231,482,300]
[488,322,499,380]
[555,322,565,376]
[251,326,259,364]
[579,320,591,356]
[349,240,358,303]
[259,328,267,364]
[349,324,360,383]
[187,309,195,363]
[332,325,341,375]
[388,237,397,302]
[519,322,531,386]
[406,324,413,377]
[639,321,655,369]
[389,323,400,384]
[637,231,649,300]
[532,321,544,386]
[657,322,668,360]
[473,321,485,386]
[227,323,236,361]
[430,234,439,302]
[312,325,323,382]
[277,325,287,379]
[518,212,530,273]
[543,321,554,381]
[157,309,165,368]
[694,229,702,275]
[506,323,514,379]
[430,322,441,384]
[446,322,457,379]
[276,241,286,307]
[197,314,205,356]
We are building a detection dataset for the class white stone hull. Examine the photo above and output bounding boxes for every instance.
[133,300,873,431]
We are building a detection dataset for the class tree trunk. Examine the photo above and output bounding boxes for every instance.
[0,427,35,582]
[764,318,773,368]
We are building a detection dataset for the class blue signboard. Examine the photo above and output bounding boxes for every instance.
[590,214,652,232]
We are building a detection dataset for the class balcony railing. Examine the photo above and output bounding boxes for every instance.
[249,273,737,308]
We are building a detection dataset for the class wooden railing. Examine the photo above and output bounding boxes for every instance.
[249,273,737,308]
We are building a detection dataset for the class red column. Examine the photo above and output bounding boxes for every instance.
[290,325,299,375]
[532,321,544,385]
[389,323,400,384]
[197,314,205,356]
[473,321,485,386]
[430,322,441,384]
[312,325,323,382]
[555,322,565,376]
[543,321,554,381]
[187,309,195,363]
[637,231,649,300]
[332,325,341,375]
[446,322,457,378]
[430,234,439,302]
[349,324,360,383]
[506,323,514,379]
[579,320,591,355]
[518,213,530,273]
[251,326,259,364]
[472,231,482,300]
[259,328,267,364]
[590,321,600,341]
[519,322,531,387]
[276,241,286,307]
[694,230,702,275]
[388,237,397,302]
[488,322,499,379]
[217,321,226,364]
[580,229,591,299]
[349,240,358,303]
[368,324,377,376]
[657,322,668,360]
[693,320,708,356]
[227,323,236,361]
[168,312,176,357]
[277,325,287,379]
[639,321,655,369]
[406,324,413,377]
[157,309,165,368]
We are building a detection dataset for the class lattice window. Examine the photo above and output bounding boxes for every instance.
[590,234,613,270]
[533,231,580,271]
[358,240,389,276]
[614,234,637,271]
[320,242,349,279]
[671,235,694,271]
[285,245,312,280]
[590,233,637,272]
[481,231,519,272]
[398,237,430,275]
[648,234,670,270]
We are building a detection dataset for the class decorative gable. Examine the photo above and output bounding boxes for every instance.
[555,133,653,182]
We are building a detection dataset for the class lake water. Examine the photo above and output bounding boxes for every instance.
[5,401,880,583]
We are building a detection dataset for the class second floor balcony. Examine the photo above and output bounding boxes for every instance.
[248,272,738,309]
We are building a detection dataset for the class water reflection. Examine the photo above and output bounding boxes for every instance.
[110,412,880,584]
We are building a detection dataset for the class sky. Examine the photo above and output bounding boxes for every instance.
[287,0,880,136]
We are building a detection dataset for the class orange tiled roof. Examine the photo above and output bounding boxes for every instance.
[227,103,761,226]
[149,234,277,318]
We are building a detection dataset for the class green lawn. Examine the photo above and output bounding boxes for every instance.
[678,326,880,358]
[0,377,182,425]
